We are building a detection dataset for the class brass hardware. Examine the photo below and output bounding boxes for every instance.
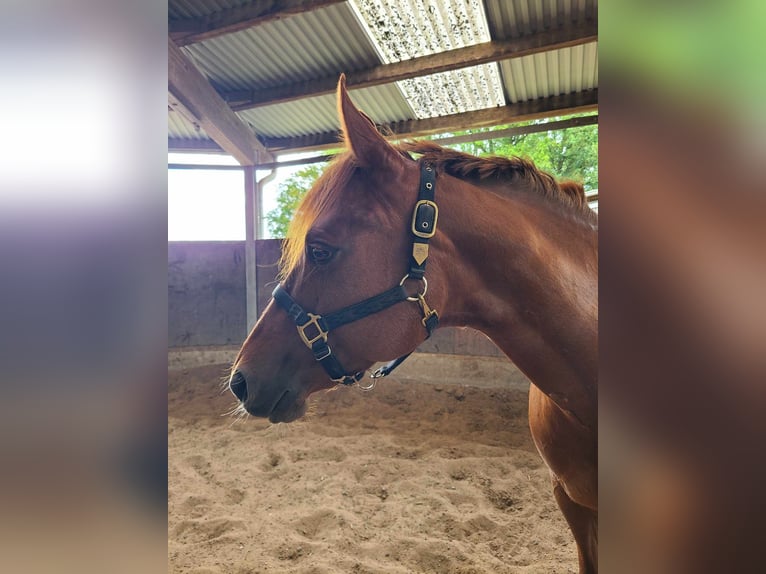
[417,293,439,327]
[411,200,438,239]
[412,243,429,265]
[357,377,376,390]
[370,367,386,379]
[400,274,428,301]
[313,344,332,361]
[297,313,328,348]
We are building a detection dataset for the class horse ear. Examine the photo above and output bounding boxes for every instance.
[337,74,401,168]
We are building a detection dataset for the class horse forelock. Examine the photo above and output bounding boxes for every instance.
[278,152,357,281]
[278,147,416,282]
[399,140,596,221]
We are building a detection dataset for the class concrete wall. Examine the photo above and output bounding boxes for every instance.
[168,240,502,357]
[168,241,247,347]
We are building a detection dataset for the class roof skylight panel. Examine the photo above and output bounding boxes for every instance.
[350,0,506,118]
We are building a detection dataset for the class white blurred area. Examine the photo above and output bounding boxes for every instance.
[0,58,124,203]
[0,1,167,573]
[0,0,166,211]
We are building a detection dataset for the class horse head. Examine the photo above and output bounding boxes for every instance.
[229,76,447,422]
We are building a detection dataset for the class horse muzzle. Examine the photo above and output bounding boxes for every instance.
[228,369,306,423]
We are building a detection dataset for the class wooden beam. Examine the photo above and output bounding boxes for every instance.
[430,114,598,147]
[226,23,597,111]
[168,93,202,132]
[261,89,598,152]
[168,37,273,165]
[262,133,342,153]
[244,166,259,331]
[168,163,242,170]
[241,115,596,168]
[168,138,224,153]
[170,0,344,46]
[168,116,598,171]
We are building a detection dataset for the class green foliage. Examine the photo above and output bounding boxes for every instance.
[266,164,324,238]
[452,118,598,191]
[266,118,598,237]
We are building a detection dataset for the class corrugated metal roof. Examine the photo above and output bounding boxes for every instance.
[168,0,597,152]
[499,41,597,103]
[484,0,598,40]
[168,108,211,140]
[181,3,381,92]
[169,0,253,21]
[237,83,414,139]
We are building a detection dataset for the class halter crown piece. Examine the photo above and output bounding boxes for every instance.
[272,161,440,388]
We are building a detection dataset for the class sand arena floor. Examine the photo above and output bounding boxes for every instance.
[169,364,576,573]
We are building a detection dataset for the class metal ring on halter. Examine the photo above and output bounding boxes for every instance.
[356,377,376,391]
[399,274,428,302]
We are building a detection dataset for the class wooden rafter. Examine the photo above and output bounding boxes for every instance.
[169,95,598,156]
[260,89,599,152]
[170,0,344,46]
[430,114,599,147]
[225,23,597,111]
[169,114,598,165]
[168,37,273,165]
[168,138,223,153]
[170,114,598,171]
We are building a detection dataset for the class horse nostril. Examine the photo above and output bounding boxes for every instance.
[229,371,248,402]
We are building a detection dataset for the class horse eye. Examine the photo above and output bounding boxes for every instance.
[308,244,334,264]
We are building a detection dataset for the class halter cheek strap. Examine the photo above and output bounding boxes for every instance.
[409,161,437,280]
[272,161,440,386]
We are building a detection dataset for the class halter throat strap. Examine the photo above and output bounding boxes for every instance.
[272,161,440,386]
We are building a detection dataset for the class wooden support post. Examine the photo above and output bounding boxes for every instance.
[244,166,259,333]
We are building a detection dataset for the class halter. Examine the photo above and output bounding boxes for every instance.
[272,161,440,388]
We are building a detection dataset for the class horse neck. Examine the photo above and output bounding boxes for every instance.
[435,175,598,426]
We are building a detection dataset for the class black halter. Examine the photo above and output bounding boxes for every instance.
[272,161,440,387]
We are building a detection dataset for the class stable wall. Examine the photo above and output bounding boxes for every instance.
[169,241,242,347]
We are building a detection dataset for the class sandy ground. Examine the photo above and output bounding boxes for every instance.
[168,364,576,573]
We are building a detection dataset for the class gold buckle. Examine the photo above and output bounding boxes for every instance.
[297,313,328,348]
[411,200,438,239]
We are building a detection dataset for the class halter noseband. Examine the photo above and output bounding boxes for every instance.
[272,161,440,387]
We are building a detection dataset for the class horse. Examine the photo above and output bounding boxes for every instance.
[229,75,598,573]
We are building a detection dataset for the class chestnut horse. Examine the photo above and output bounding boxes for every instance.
[230,76,597,573]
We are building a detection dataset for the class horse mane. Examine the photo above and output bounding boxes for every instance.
[279,140,596,280]
[558,179,590,207]
[399,140,595,219]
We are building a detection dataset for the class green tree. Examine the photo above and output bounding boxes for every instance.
[454,118,598,190]
[266,164,324,238]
